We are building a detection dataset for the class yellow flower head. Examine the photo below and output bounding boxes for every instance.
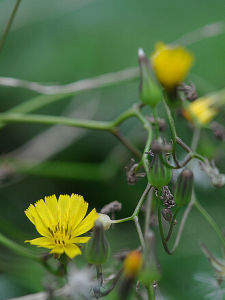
[151,43,194,91]
[183,97,217,125]
[25,194,98,259]
[123,250,143,278]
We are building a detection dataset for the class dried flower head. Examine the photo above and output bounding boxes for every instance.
[151,42,193,91]
[25,194,98,258]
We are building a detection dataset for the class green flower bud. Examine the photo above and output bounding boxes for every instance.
[148,141,172,189]
[85,220,110,265]
[138,48,162,107]
[174,168,193,206]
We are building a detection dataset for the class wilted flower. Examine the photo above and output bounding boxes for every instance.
[25,194,98,258]
[151,42,193,91]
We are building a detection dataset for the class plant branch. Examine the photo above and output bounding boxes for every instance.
[0,0,22,53]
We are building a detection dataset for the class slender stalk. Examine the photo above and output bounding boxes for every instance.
[0,232,39,261]
[144,189,153,236]
[112,184,152,224]
[146,285,155,300]
[157,190,172,255]
[165,207,180,242]
[194,199,225,248]
[152,107,159,139]
[163,97,177,149]
[0,112,112,131]
[112,128,142,159]
[0,0,22,53]
[134,216,145,251]
[171,196,194,252]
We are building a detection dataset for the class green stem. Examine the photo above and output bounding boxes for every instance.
[146,285,155,300]
[0,232,39,261]
[112,184,152,224]
[157,190,172,255]
[165,207,180,242]
[134,216,145,251]
[194,199,225,248]
[163,97,177,149]
[0,112,112,131]
[152,107,159,139]
[0,0,22,53]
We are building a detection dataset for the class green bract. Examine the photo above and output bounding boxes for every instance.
[148,153,172,189]
[174,168,193,206]
[139,48,162,107]
[85,220,110,265]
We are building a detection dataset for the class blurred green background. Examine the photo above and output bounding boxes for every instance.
[0,0,225,299]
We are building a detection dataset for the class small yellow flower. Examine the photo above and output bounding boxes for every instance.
[183,97,217,125]
[151,42,193,91]
[25,194,98,259]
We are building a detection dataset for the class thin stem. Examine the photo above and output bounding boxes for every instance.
[146,285,155,300]
[144,189,153,237]
[0,0,22,53]
[152,107,159,139]
[111,184,152,224]
[194,199,225,248]
[157,190,172,255]
[176,137,192,153]
[0,112,112,131]
[112,128,142,159]
[163,97,177,149]
[171,196,194,252]
[191,127,201,151]
[0,232,39,261]
[165,207,180,242]
[134,216,145,251]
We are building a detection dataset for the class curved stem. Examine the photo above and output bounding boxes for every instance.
[134,216,146,251]
[146,284,155,300]
[0,0,22,53]
[163,97,177,150]
[0,232,39,261]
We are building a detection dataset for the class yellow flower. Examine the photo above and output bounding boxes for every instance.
[151,42,194,91]
[25,194,98,259]
[183,97,217,125]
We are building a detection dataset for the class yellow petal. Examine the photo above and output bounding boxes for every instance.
[73,209,98,237]
[44,194,58,222]
[69,194,88,229]
[35,199,54,229]
[70,236,91,244]
[50,245,65,254]
[64,244,81,259]
[58,194,71,226]
[25,204,51,237]
[25,237,54,249]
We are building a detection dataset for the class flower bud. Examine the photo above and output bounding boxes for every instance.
[138,48,162,107]
[85,220,110,265]
[174,168,193,206]
[148,142,172,189]
[97,213,112,230]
